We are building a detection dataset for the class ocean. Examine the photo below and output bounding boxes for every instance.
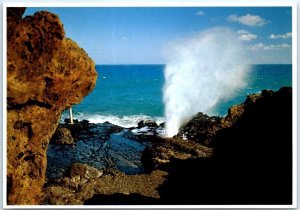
[62,64,292,127]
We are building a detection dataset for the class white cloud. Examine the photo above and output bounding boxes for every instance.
[196,11,205,16]
[239,34,257,41]
[237,30,250,35]
[237,30,257,41]
[227,14,268,26]
[269,32,292,39]
[121,36,128,41]
[247,43,291,51]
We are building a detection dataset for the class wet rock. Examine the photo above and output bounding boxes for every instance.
[7,8,97,204]
[65,120,92,140]
[125,127,163,143]
[110,124,124,133]
[101,130,146,174]
[138,120,158,128]
[159,122,165,127]
[61,120,123,141]
[125,120,165,143]
[46,122,145,180]
[178,112,222,145]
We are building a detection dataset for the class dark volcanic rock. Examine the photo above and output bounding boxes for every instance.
[141,137,213,172]
[44,87,292,205]
[7,8,97,204]
[125,120,165,142]
[138,119,158,128]
[108,123,124,133]
[62,119,93,140]
[47,121,145,180]
[178,112,222,145]
[157,87,292,205]
[211,87,293,204]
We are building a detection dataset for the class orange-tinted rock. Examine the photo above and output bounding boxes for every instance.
[221,104,245,127]
[7,8,97,205]
[7,7,26,43]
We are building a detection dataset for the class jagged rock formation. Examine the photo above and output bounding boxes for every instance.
[157,87,292,204]
[42,87,292,205]
[141,137,213,172]
[178,113,222,145]
[7,8,97,204]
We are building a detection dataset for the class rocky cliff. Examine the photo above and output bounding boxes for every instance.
[157,87,292,204]
[7,8,97,204]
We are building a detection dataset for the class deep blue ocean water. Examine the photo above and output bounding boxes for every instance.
[62,64,292,127]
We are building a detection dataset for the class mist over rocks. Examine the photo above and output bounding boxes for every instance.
[143,87,292,204]
[177,113,222,145]
[163,27,250,137]
[7,8,97,204]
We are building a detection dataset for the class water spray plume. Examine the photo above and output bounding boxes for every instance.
[163,27,249,137]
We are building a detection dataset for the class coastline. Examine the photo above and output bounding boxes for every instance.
[44,87,293,205]
[5,6,295,206]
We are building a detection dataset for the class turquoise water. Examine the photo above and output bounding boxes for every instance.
[64,64,292,127]
[211,64,292,116]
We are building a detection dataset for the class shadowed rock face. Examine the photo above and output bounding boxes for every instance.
[41,87,291,205]
[7,8,97,205]
[157,87,292,205]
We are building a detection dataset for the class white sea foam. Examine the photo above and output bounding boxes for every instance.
[61,112,165,128]
[163,27,250,137]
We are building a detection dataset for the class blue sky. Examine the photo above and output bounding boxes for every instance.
[24,7,292,64]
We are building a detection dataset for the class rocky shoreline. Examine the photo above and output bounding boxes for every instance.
[44,87,292,205]
[6,7,293,206]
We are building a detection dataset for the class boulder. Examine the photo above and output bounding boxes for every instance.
[110,124,124,133]
[50,127,74,145]
[7,8,97,204]
[66,163,103,180]
[138,120,158,128]
[178,113,222,145]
